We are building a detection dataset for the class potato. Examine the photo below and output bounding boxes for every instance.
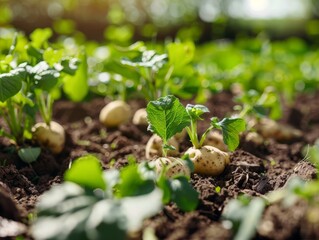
[99,100,132,127]
[185,145,230,176]
[204,130,228,152]
[245,132,264,145]
[145,135,179,159]
[255,118,302,142]
[132,108,148,126]
[152,157,190,178]
[174,128,187,142]
[32,121,65,154]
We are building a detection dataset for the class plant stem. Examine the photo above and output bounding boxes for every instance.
[6,99,23,144]
[199,126,214,147]
[186,119,200,149]
[36,92,53,126]
[162,65,174,96]
[162,140,168,157]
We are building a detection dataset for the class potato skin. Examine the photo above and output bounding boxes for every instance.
[145,134,179,159]
[245,132,264,145]
[204,131,228,152]
[153,157,190,178]
[99,100,132,127]
[32,121,65,154]
[185,145,229,176]
[132,108,148,126]
[255,118,302,142]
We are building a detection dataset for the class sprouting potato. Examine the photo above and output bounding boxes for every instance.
[255,118,302,142]
[152,157,190,178]
[99,100,132,127]
[185,145,230,176]
[245,131,264,145]
[32,121,65,154]
[145,134,179,159]
[204,130,228,152]
[132,108,148,126]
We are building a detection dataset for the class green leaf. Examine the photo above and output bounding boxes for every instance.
[30,28,52,49]
[146,95,190,143]
[26,45,43,61]
[157,175,171,204]
[121,188,163,231]
[33,182,162,240]
[116,164,155,198]
[167,41,195,69]
[64,155,106,190]
[31,61,60,91]
[222,197,265,240]
[59,58,80,75]
[63,49,88,102]
[186,104,209,121]
[0,67,25,102]
[32,182,127,240]
[18,147,41,163]
[121,50,167,72]
[43,48,64,66]
[212,117,246,151]
[169,176,199,212]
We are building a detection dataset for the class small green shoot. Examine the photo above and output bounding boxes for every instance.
[17,147,41,164]
[186,104,245,151]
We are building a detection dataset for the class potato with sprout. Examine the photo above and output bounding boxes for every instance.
[146,95,245,177]
[183,104,244,176]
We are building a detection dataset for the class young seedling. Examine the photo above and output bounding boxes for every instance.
[31,56,80,154]
[146,95,191,178]
[184,104,245,176]
[235,88,302,142]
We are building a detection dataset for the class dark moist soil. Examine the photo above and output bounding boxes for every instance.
[1,91,319,239]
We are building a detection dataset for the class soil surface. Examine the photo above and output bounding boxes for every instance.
[1,91,319,240]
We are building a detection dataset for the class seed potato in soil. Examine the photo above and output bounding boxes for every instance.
[1,91,319,239]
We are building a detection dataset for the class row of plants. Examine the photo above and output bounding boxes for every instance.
[2,27,316,158]
[1,26,319,239]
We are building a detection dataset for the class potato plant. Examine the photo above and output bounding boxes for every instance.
[32,155,198,240]
[0,28,82,157]
[146,95,245,177]
[146,95,192,177]
[234,88,302,143]
[184,104,245,176]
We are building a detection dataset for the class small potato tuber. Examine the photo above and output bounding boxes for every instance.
[185,145,230,176]
[132,108,148,126]
[99,100,132,127]
[152,157,190,178]
[32,121,65,154]
[245,132,264,145]
[145,134,179,159]
[255,118,302,142]
[174,128,187,142]
[204,131,228,152]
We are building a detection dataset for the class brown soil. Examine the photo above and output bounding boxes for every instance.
[0,91,319,239]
